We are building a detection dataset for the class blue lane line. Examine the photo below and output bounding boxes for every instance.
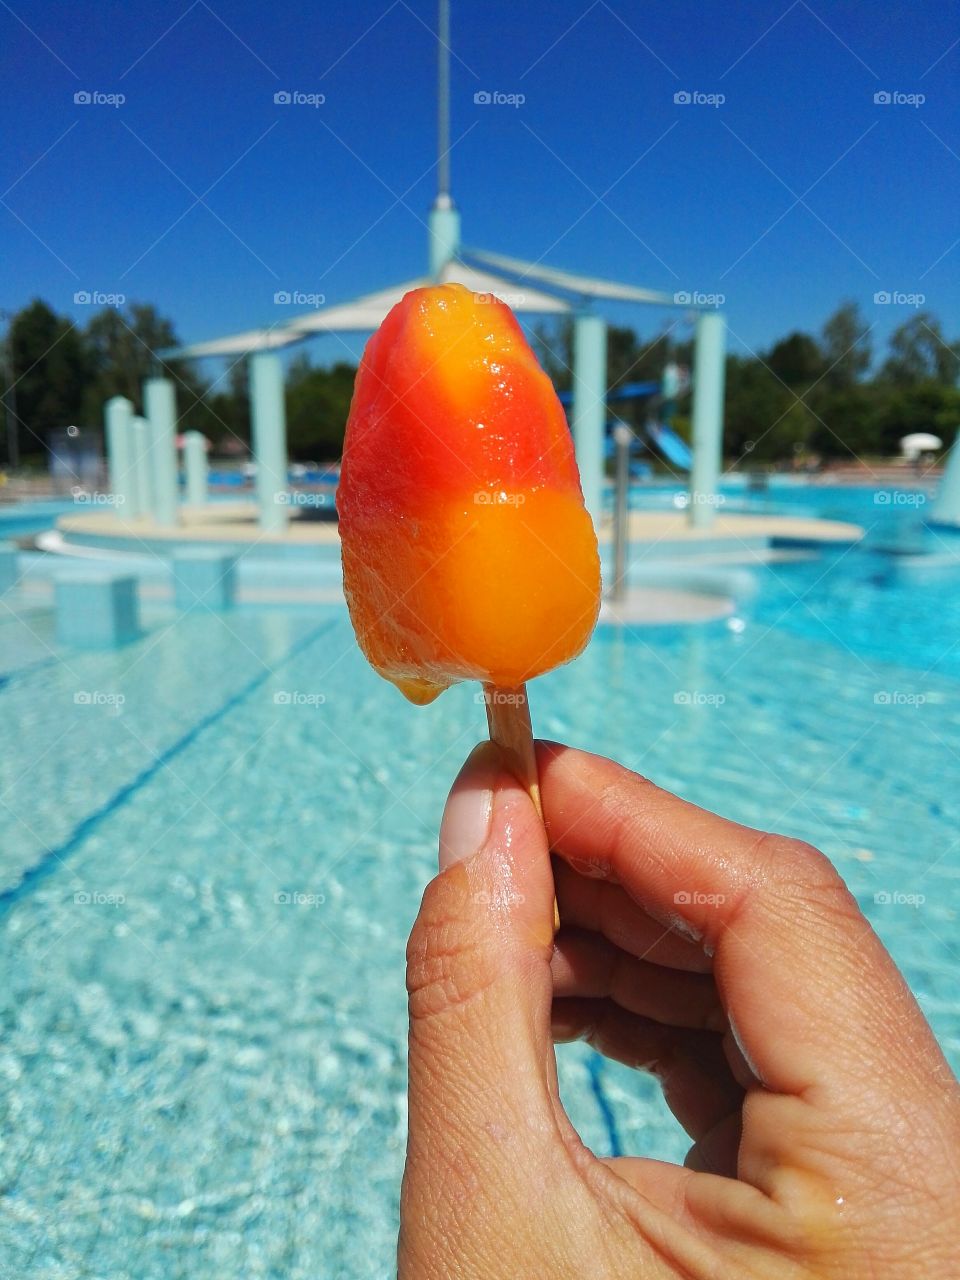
[587,1052,623,1158]
[0,619,336,916]
[0,655,62,689]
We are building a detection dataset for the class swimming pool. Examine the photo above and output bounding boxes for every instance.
[2,484,958,1277]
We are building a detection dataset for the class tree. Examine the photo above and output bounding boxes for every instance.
[81,302,204,423]
[8,300,88,459]
[873,384,960,453]
[821,302,871,388]
[285,356,357,459]
[765,332,824,387]
[809,385,881,460]
[880,313,960,387]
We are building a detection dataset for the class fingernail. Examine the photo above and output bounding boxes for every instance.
[438,742,502,870]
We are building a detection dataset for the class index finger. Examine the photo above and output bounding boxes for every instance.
[536,741,948,1105]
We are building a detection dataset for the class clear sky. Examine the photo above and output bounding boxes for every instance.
[2,0,958,371]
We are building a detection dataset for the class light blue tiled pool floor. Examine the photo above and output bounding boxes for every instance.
[2,491,959,1277]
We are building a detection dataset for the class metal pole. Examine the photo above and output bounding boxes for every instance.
[612,422,632,602]
[437,0,450,199]
[689,311,726,529]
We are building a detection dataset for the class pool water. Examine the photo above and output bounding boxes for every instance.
[2,485,959,1278]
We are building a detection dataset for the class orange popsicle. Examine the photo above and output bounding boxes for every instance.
[338,283,601,708]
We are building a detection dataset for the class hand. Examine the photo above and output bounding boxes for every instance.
[400,741,960,1278]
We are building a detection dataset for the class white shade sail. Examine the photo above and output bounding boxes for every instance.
[167,249,670,360]
[462,247,676,306]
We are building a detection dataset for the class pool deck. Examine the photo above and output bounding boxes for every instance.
[25,505,863,627]
[56,503,865,553]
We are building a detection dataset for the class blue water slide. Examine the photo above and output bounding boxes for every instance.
[647,421,693,470]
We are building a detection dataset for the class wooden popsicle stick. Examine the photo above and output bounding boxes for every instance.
[482,682,559,931]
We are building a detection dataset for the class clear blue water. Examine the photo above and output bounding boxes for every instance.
[2,484,959,1278]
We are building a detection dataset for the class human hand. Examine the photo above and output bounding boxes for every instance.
[399,741,960,1278]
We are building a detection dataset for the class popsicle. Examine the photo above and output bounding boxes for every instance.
[338,282,601,809]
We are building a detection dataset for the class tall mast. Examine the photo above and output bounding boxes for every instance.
[437,0,450,200]
[428,0,461,275]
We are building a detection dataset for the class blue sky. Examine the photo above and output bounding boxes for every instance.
[2,0,958,371]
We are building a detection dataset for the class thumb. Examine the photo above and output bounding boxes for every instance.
[401,741,564,1272]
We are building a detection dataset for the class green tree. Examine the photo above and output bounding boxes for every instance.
[765,332,824,386]
[8,299,88,460]
[81,302,203,423]
[880,313,959,386]
[809,385,881,460]
[285,356,357,459]
[873,384,960,453]
[821,301,872,388]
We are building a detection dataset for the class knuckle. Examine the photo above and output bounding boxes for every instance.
[406,873,496,1024]
[753,832,859,922]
